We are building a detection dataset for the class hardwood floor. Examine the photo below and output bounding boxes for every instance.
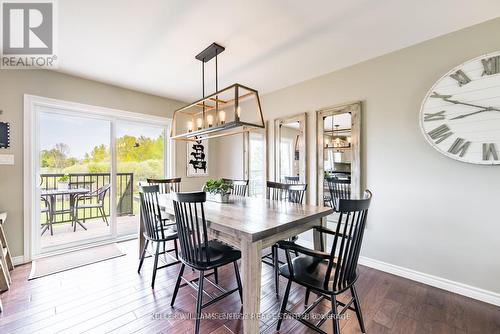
[0,240,499,334]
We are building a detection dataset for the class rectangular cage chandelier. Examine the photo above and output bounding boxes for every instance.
[170,43,265,141]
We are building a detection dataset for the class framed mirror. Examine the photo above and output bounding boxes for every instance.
[274,113,307,184]
[317,102,361,209]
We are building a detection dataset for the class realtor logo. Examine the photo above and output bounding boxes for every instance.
[1,1,57,68]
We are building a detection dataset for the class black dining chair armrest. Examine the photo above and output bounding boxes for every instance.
[313,225,347,238]
[276,240,330,260]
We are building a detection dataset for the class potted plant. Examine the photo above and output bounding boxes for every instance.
[57,174,70,190]
[203,179,232,203]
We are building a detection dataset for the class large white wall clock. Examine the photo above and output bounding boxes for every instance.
[420,51,500,165]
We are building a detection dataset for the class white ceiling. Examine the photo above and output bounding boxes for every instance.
[56,0,500,102]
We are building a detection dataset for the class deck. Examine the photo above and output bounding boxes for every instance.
[41,215,139,249]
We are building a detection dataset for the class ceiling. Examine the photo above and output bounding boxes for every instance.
[56,0,500,102]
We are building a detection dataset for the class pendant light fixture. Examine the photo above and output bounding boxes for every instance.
[170,43,265,141]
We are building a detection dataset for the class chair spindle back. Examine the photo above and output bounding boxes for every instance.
[222,178,249,196]
[324,190,372,292]
[139,185,168,241]
[172,192,211,267]
[147,177,181,194]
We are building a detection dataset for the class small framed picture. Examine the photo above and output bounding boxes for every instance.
[0,122,10,149]
[187,139,208,177]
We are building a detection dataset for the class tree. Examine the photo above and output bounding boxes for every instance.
[40,142,71,170]
[89,144,109,162]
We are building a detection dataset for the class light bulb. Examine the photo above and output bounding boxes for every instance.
[187,121,193,132]
[196,118,203,130]
[236,106,241,118]
[207,115,213,127]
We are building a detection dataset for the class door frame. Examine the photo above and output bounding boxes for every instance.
[23,94,172,262]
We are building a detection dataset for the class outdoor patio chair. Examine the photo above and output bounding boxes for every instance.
[73,184,110,232]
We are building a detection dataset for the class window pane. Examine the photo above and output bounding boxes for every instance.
[249,132,265,197]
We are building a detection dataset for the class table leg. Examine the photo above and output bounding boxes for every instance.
[71,195,88,231]
[240,239,262,334]
[313,216,327,251]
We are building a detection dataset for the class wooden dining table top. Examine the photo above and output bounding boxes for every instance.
[157,193,333,242]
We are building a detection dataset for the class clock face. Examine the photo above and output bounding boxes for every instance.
[420,51,500,165]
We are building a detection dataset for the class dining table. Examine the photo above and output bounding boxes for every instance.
[138,194,333,334]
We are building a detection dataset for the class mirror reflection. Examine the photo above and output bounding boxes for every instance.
[280,121,302,183]
[323,113,352,180]
[275,114,307,186]
[322,112,352,215]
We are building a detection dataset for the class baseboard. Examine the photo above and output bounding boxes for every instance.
[12,255,27,266]
[295,239,500,307]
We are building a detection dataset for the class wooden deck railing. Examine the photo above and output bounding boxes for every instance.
[40,173,134,224]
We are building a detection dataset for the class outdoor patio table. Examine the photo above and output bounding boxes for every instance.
[40,188,90,234]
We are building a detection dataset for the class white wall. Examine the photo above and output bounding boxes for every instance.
[250,18,500,296]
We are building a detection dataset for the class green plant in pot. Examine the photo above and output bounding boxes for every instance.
[57,174,70,190]
[203,179,233,203]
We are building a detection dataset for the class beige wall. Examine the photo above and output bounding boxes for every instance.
[218,18,500,295]
[0,70,212,257]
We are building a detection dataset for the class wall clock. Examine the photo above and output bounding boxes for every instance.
[420,51,500,165]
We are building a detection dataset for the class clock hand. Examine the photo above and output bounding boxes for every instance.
[450,108,492,120]
[431,91,500,112]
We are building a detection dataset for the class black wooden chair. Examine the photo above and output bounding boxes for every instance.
[222,178,249,196]
[40,197,53,236]
[276,190,372,334]
[170,191,243,334]
[73,184,110,231]
[284,176,300,184]
[326,177,351,211]
[264,181,307,295]
[138,185,180,289]
[146,177,181,194]
[147,178,181,226]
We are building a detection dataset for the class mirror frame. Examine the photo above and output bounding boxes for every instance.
[274,113,307,183]
[316,101,361,204]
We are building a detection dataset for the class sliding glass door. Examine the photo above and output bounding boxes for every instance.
[115,121,166,236]
[29,97,170,257]
[38,111,113,251]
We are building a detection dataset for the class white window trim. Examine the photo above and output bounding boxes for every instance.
[23,94,173,262]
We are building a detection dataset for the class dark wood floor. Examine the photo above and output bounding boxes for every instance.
[0,240,499,334]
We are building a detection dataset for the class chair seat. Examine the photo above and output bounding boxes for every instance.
[144,225,178,242]
[182,240,241,270]
[279,254,336,292]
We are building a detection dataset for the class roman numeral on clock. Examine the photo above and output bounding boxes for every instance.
[447,138,470,157]
[481,56,500,76]
[428,124,453,144]
[482,143,499,161]
[424,110,445,122]
[449,69,471,86]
